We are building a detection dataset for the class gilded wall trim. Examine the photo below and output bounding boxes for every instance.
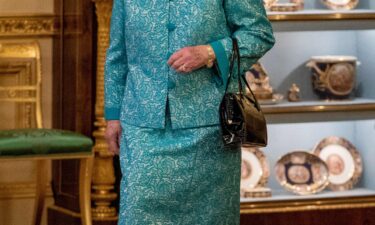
[240,195,375,213]
[0,14,59,37]
[0,182,52,199]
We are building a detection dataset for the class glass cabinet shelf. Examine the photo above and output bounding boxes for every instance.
[240,188,375,213]
[261,98,375,114]
[268,10,375,21]
[241,0,375,216]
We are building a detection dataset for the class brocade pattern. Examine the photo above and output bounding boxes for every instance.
[118,109,241,225]
[104,0,275,129]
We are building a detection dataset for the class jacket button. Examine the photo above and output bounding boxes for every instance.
[167,23,176,31]
[168,80,176,89]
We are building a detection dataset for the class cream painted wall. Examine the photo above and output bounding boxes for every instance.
[0,0,53,14]
[39,38,54,129]
[0,1,55,225]
[0,197,54,225]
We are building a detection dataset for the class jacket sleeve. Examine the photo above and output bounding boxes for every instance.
[209,0,275,87]
[104,0,128,120]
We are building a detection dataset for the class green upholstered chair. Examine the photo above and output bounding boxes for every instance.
[0,42,94,225]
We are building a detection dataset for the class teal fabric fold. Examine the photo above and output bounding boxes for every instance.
[209,40,229,88]
[105,107,121,120]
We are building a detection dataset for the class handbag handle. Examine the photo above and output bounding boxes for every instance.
[224,38,262,111]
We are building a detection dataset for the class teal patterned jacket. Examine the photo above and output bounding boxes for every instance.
[104,0,275,129]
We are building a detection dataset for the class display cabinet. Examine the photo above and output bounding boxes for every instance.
[240,0,375,223]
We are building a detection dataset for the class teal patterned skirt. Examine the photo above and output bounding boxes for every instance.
[118,104,241,225]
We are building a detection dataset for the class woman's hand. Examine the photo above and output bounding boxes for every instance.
[105,120,122,155]
[167,45,215,73]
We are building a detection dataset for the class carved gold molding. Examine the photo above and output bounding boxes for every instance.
[92,0,118,221]
[0,182,52,199]
[0,14,59,37]
[241,195,375,213]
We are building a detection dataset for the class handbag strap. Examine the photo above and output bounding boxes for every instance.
[224,38,262,110]
[224,38,238,94]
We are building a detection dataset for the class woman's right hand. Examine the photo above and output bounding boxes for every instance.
[105,120,122,155]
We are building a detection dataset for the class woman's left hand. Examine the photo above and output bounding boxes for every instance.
[167,45,214,73]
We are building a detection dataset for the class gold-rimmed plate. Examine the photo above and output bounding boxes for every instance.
[321,0,359,10]
[275,151,329,195]
[241,147,270,192]
[313,136,362,191]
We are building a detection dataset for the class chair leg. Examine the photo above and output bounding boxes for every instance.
[79,157,93,225]
[32,160,48,225]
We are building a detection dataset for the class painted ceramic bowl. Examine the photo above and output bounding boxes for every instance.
[306,55,359,99]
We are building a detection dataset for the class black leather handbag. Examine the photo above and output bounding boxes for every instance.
[219,38,268,148]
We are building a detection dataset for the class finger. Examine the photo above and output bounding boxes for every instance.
[167,49,184,66]
[177,64,192,73]
[113,132,120,155]
[171,56,187,71]
[108,140,119,155]
[117,125,122,140]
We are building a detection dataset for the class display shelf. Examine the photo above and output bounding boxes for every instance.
[268,9,375,21]
[240,119,375,214]
[261,98,375,114]
[240,189,375,214]
[242,188,375,202]
[242,0,375,217]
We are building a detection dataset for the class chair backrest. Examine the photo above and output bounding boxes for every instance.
[0,42,43,129]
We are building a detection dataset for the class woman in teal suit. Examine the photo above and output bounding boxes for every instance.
[104,0,275,224]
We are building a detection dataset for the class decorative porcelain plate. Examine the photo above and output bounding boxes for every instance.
[275,151,329,195]
[263,0,278,10]
[313,136,362,191]
[241,147,270,191]
[321,0,359,10]
[270,2,301,12]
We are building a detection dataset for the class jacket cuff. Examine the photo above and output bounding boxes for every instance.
[209,40,230,87]
[104,107,121,120]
